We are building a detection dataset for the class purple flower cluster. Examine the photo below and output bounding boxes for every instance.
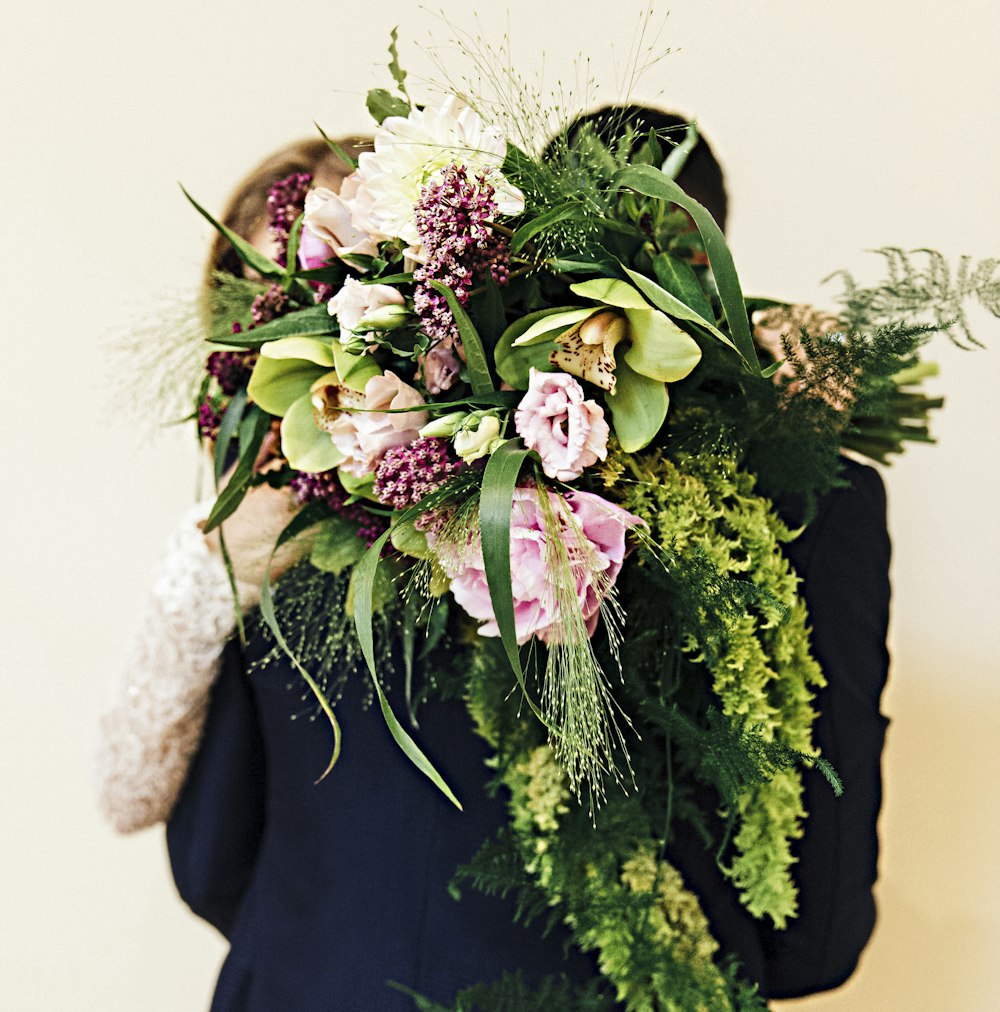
[206,350,257,396]
[266,171,313,263]
[372,437,464,512]
[412,165,512,349]
[250,284,289,327]
[290,470,388,547]
[198,398,222,439]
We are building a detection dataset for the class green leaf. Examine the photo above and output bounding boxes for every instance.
[366,87,410,124]
[511,307,595,347]
[213,387,247,484]
[181,185,285,281]
[652,252,714,320]
[283,214,305,287]
[622,265,739,356]
[310,517,367,574]
[314,121,358,169]
[331,344,381,393]
[390,519,431,559]
[346,553,397,615]
[468,274,507,351]
[613,164,759,371]
[428,281,495,394]
[279,393,345,472]
[660,121,699,179]
[571,277,652,310]
[509,202,584,254]
[338,469,377,501]
[361,271,415,286]
[209,304,338,349]
[203,407,271,532]
[479,441,544,722]
[606,357,669,452]
[259,502,342,780]
[495,309,570,389]
[387,26,409,96]
[542,246,619,275]
[353,504,463,809]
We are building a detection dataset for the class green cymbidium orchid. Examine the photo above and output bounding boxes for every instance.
[247,336,380,471]
[512,278,702,451]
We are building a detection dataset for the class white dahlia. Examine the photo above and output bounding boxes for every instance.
[350,96,524,253]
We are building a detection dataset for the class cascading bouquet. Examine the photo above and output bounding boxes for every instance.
[182,36,998,1011]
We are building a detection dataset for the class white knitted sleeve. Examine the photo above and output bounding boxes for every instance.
[94,505,260,833]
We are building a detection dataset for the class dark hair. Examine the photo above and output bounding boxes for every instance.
[205,136,371,284]
[560,104,728,231]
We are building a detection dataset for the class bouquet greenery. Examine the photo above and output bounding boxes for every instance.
[183,34,998,1010]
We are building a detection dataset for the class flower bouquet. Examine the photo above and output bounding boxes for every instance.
[182,35,998,1010]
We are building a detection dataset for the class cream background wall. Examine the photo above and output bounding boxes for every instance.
[3,1,997,1009]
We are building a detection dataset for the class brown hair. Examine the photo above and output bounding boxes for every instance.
[205,135,371,285]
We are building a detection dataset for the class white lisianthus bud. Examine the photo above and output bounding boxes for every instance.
[328,278,406,344]
[418,411,467,439]
[354,303,411,332]
[453,413,503,462]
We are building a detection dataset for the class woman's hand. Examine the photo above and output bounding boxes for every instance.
[200,432,310,590]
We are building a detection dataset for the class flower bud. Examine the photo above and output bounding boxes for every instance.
[354,303,412,332]
[418,411,467,438]
[454,413,503,462]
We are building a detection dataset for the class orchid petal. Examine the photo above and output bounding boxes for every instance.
[512,307,596,346]
[259,336,336,366]
[280,394,346,472]
[247,356,326,416]
[622,266,739,356]
[606,358,668,452]
[570,277,651,311]
[331,345,382,393]
[623,309,702,382]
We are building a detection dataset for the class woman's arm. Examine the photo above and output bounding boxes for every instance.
[763,460,892,997]
[93,504,259,833]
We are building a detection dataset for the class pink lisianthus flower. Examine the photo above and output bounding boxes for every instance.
[329,371,429,478]
[302,174,379,264]
[328,277,406,342]
[514,368,610,482]
[297,227,334,271]
[431,487,641,644]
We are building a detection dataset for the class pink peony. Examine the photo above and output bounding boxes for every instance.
[302,174,379,264]
[514,368,610,482]
[431,487,641,644]
[329,371,429,478]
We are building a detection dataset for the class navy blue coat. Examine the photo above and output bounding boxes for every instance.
[168,459,891,1008]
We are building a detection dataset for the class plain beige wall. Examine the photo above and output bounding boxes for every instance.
[4,2,998,1009]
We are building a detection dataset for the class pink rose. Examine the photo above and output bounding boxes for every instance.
[431,487,641,644]
[328,277,406,341]
[302,173,379,264]
[514,369,610,482]
[329,371,429,478]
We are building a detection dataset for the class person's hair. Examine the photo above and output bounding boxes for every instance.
[206,135,371,284]
[559,104,728,231]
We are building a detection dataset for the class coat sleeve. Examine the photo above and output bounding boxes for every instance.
[762,460,892,998]
[166,636,266,938]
